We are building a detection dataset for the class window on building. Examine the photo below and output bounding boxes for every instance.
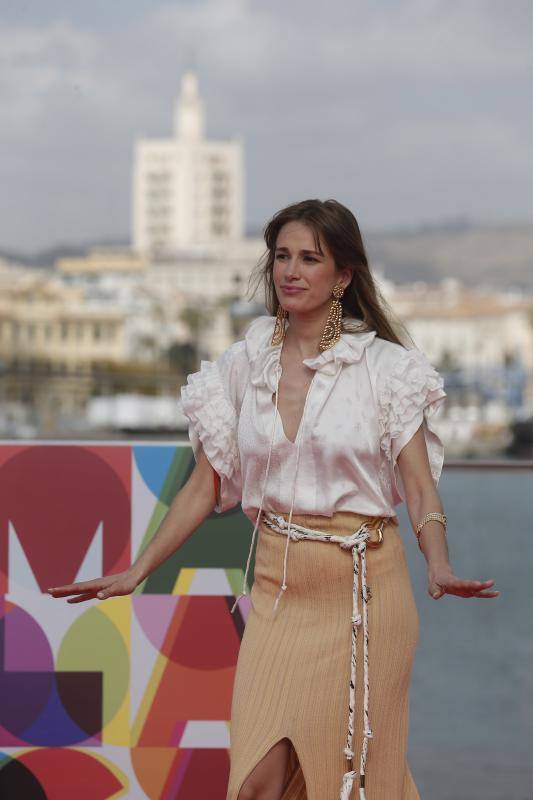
[146,171,170,184]
[212,223,228,236]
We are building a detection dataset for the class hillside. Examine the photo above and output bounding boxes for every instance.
[364,219,533,291]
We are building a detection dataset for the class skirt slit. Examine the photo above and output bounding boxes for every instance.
[228,735,307,800]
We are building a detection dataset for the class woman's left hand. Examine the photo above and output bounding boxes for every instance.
[428,565,500,600]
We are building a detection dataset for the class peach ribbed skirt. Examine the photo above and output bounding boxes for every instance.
[226,510,421,800]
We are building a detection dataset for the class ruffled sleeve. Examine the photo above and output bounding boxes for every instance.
[178,341,248,513]
[377,347,447,504]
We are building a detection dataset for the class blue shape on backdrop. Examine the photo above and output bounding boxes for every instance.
[133,446,178,498]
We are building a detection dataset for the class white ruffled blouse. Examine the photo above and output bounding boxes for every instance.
[178,315,447,527]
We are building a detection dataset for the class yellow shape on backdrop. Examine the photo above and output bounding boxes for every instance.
[130,652,168,747]
[98,596,132,746]
[172,567,196,595]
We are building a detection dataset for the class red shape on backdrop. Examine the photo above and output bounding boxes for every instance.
[0,446,131,594]
[137,598,240,745]
[165,596,241,669]
[7,747,124,800]
[213,469,221,505]
[172,748,230,799]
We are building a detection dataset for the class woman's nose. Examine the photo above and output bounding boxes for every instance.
[285,258,300,278]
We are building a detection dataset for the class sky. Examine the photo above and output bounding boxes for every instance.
[0,0,532,253]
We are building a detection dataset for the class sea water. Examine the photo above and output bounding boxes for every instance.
[400,468,533,800]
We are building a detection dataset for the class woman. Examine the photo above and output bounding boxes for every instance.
[49,199,499,800]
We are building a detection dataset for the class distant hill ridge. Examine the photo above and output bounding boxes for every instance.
[2,218,533,292]
[0,239,129,269]
[364,217,533,291]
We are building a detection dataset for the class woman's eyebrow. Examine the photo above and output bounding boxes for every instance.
[275,246,322,255]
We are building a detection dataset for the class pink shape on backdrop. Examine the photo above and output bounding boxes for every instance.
[132,595,181,651]
[0,722,28,746]
[3,602,53,672]
[238,594,252,623]
[169,719,188,746]
[163,748,193,800]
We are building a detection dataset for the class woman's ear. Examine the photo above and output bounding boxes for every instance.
[340,267,353,290]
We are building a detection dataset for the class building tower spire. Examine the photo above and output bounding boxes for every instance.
[174,70,205,140]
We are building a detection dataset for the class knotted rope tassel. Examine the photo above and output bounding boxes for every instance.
[339,532,373,799]
[339,768,356,799]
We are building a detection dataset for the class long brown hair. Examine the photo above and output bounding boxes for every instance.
[247,198,413,347]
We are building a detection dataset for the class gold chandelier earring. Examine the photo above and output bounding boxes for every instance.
[319,284,345,351]
[271,303,288,346]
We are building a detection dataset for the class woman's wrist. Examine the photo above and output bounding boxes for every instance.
[427,559,452,575]
[129,561,148,587]
[415,514,449,566]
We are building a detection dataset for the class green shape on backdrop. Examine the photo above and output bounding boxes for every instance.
[135,446,254,594]
[57,606,130,727]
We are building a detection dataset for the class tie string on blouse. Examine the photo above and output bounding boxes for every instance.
[230,351,314,615]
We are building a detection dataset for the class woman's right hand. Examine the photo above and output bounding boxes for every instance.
[47,568,142,604]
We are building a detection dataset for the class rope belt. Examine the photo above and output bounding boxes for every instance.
[262,510,387,800]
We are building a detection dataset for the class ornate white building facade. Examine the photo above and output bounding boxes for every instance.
[132,71,244,256]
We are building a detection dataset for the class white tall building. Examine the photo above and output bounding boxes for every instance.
[132,71,244,256]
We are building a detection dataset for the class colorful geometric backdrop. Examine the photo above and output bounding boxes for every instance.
[0,443,253,799]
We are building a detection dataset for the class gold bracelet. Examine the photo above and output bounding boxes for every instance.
[415,512,447,548]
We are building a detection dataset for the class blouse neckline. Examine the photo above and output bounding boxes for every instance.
[246,315,378,393]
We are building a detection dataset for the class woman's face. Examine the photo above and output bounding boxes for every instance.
[272,221,352,315]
